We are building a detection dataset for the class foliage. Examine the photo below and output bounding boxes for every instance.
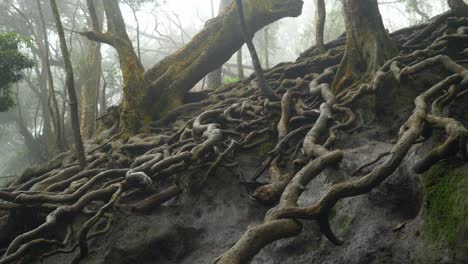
[224,76,240,84]
[0,32,33,112]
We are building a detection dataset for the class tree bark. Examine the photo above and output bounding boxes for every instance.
[100,69,107,115]
[50,0,87,168]
[331,0,398,93]
[80,0,104,139]
[315,0,326,53]
[237,48,245,79]
[264,26,270,68]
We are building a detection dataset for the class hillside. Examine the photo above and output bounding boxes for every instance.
[1,10,468,264]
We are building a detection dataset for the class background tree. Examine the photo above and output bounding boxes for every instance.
[50,0,87,168]
[79,0,104,139]
[206,0,232,90]
[315,0,326,53]
[0,33,33,112]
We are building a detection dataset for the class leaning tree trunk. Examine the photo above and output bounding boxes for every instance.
[80,0,104,139]
[331,0,398,93]
[143,0,303,118]
[50,0,87,168]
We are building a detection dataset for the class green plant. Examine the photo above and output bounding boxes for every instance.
[0,32,34,112]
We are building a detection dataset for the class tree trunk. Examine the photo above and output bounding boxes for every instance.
[237,48,245,79]
[206,0,234,90]
[143,0,303,117]
[35,65,55,158]
[50,0,87,168]
[315,0,326,53]
[264,26,270,68]
[206,68,223,90]
[331,0,398,94]
[448,0,468,14]
[84,0,150,132]
[86,0,303,126]
[235,0,278,100]
[100,69,107,115]
[80,0,104,139]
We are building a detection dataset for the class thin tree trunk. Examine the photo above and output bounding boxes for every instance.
[32,64,55,157]
[80,0,104,139]
[60,76,68,149]
[264,26,270,68]
[235,0,279,100]
[130,5,141,62]
[237,48,244,79]
[100,69,107,115]
[50,0,87,168]
[36,0,65,153]
[206,0,233,90]
[315,0,326,53]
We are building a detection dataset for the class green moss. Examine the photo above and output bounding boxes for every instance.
[254,134,276,157]
[421,159,468,259]
[329,201,352,235]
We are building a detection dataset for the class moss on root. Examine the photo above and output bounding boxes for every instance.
[421,159,468,261]
[329,200,352,236]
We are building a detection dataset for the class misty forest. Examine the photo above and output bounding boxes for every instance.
[0,0,467,263]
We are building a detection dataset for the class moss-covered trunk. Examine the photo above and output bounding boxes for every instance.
[85,0,151,132]
[331,0,398,93]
